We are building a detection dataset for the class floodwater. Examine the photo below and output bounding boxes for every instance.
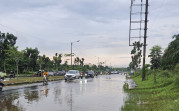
[0,75,127,111]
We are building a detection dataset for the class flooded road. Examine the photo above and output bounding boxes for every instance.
[0,75,127,111]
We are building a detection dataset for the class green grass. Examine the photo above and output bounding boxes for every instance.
[122,71,179,111]
[2,76,64,85]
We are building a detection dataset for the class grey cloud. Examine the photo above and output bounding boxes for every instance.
[0,0,178,66]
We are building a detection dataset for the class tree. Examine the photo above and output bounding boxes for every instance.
[91,64,97,71]
[0,32,17,71]
[80,58,85,66]
[130,41,143,75]
[53,53,58,70]
[53,53,62,70]
[74,57,80,65]
[161,34,179,70]
[37,55,44,71]
[23,47,39,72]
[62,60,69,71]
[56,54,62,70]
[148,45,162,83]
[40,55,53,70]
[6,46,23,79]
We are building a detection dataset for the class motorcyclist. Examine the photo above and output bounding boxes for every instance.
[43,70,48,84]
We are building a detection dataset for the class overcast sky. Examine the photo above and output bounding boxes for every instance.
[0,0,179,67]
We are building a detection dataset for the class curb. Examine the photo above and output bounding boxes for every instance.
[4,79,64,86]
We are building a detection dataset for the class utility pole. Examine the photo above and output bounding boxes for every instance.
[71,42,72,67]
[70,40,80,68]
[142,0,149,81]
[129,0,149,81]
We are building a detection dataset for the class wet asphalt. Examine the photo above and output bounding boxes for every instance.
[0,74,127,111]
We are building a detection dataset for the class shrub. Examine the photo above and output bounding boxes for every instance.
[146,69,154,76]
[174,75,179,88]
[159,70,171,78]
[174,64,179,74]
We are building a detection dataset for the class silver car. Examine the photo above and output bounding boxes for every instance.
[65,70,80,81]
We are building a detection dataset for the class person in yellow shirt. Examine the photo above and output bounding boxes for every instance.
[43,71,48,76]
[43,70,48,85]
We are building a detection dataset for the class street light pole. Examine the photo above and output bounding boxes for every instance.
[71,42,72,67]
[71,40,80,68]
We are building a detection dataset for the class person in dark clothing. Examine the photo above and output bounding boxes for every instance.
[10,71,15,78]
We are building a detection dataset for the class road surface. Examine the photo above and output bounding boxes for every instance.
[0,74,127,111]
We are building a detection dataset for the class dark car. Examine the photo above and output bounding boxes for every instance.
[56,70,66,76]
[85,70,95,78]
[34,70,44,77]
[48,71,57,76]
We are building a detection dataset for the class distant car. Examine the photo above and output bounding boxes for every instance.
[34,70,44,77]
[64,70,80,81]
[48,71,56,76]
[85,70,95,78]
[110,71,119,74]
[56,70,66,76]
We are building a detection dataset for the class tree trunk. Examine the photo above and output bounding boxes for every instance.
[3,60,6,72]
[16,62,19,80]
[40,63,42,70]
[154,70,157,84]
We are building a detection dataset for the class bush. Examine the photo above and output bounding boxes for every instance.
[146,69,154,76]
[174,64,179,74]
[159,70,171,78]
[174,75,179,88]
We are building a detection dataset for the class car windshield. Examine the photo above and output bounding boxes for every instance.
[68,70,76,74]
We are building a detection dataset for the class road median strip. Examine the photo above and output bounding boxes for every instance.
[2,76,65,86]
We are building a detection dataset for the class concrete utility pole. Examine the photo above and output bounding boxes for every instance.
[129,0,149,81]
[71,42,72,67]
[142,0,149,81]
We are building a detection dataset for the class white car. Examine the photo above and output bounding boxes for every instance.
[65,70,80,81]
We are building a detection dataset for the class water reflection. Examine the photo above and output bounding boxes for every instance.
[0,92,24,111]
[0,75,127,111]
[42,86,48,97]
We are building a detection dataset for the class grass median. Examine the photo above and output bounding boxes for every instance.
[122,70,179,111]
[2,76,65,86]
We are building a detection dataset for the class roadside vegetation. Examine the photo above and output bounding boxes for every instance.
[0,31,122,86]
[122,66,179,111]
[0,32,115,78]
[123,34,179,110]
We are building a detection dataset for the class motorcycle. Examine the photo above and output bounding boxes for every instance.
[43,75,48,85]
